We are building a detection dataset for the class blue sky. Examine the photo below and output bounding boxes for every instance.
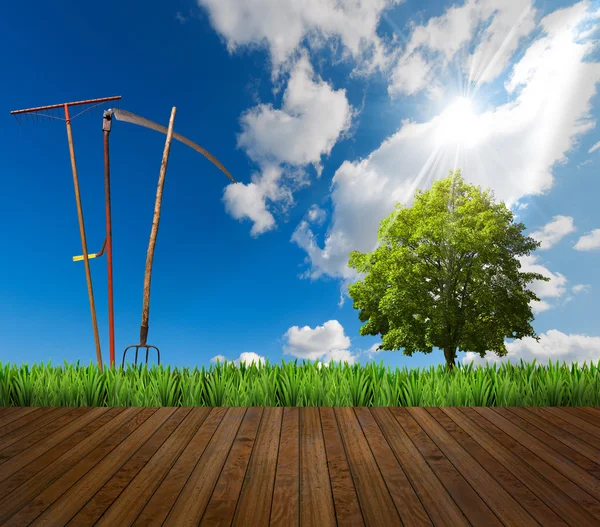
[1,0,599,371]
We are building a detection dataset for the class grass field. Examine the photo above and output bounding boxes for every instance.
[0,358,598,408]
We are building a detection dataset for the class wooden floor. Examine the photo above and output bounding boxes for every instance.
[0,407,599,526]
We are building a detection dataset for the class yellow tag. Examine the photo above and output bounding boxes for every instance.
[72,253,97,262]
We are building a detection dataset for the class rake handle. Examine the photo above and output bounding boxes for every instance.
[140,106,177,345]
[65,105,103,371]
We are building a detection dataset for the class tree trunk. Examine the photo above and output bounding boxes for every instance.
[443,347,457,371]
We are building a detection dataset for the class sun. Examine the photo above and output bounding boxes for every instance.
[434,96,480,148]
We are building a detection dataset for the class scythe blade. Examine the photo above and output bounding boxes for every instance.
[108,108,236,183]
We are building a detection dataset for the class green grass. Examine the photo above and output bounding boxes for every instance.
[0,358,598,407]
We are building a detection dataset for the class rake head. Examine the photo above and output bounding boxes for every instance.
[10,96,121,124]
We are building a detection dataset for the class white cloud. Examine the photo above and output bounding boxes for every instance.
[296,1,600,282]
[389,51,438,98]
[530,299,552,314]
[389,0,537,97]
[368,343,382,353]
[283,319,357,363]
[210,355,227,363]
[466,1,537,86]
[463,329,600,368]
[306,205,327,225]
[224,55,353,236]
[589,140,600,153]
[574,229,600,250]
[363,342,384,359]
[319,348,358,366]
[577,159,592,169]
[519,254,568,312]
[572,283,591,294]
[529,215,576,249]
[210,352,266,366]
[223,164,289,237]
[197,0,398,74]
[238,55,352,166]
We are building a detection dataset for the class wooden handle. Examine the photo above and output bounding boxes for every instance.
[140,106,177,345]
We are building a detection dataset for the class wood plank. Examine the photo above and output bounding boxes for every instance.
[525,407,600,456]
[0,407,18,417]
[66,407,195,526]
[390,407,502,526]
[371,408,468,527]
[96,408,219,526]
[506,407,600,475]
[232,407,282,526]
[0,406,109,485]
[269,408,300,527]
[0,405,597,526]
[458,407,600,525]
[320,407,364,527]
[0,407,121,502]
[409,407,536,526]
[355,407,431,526]
[0,407,149,525]
[162,408,247,526]
[0,407,40,428]
[430,407,567,527]
[0,407,89,460]
[201,407,263,527]
[0,407,57,442]
[568,407,600,427]
[580,407,600,418]
[486,407,600,502]
[132,407,228,526]
[543,407,600,439]
[299,407,336,527]
[335,406,401,526]
[8,407,175,527]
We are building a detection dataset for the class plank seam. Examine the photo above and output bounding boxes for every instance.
[319,408,340,526]
[395,407,502,526]
[91,406,195,525]
[198,407,250,524]
[59,407,169,526]
[490,407,600,501]
[353,407,413,524]
[1,407,153,525]
[161,407,228,525]
[230,407,267,524]
[332,407,366,526]
[462,407,598,525]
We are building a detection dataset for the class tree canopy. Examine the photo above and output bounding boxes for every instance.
[348,170,549,370]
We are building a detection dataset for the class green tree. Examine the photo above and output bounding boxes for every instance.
[348,170,549,371]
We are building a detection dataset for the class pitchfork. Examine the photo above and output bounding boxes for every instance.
[111,105,236,369]
[122,107,176,368]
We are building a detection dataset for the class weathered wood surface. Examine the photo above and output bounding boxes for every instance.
[0,405,598,526]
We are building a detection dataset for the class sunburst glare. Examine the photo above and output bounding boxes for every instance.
[434,96,481,148]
